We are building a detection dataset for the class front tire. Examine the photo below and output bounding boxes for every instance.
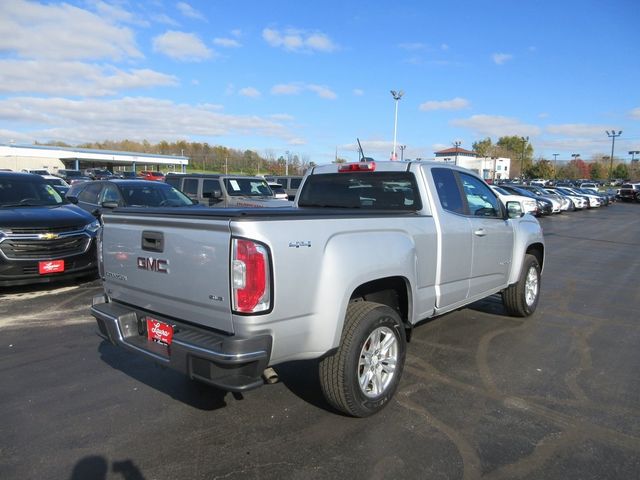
[319,302,406,417]
[502,254,541,317]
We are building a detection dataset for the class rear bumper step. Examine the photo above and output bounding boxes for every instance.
[91,295,272,392]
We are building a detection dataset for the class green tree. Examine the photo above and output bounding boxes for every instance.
[612,163,629,180]
[472,137,493,157]
[589,162,605,180]
[526,159,554,179]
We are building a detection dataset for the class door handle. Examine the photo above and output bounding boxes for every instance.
[473,228,487,237]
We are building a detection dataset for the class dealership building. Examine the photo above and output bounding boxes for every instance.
[0,144,189,174]
[433,147,511,181]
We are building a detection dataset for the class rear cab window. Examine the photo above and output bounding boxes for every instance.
[298,172,421,210]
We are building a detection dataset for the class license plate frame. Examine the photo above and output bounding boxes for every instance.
[146,317,174,346]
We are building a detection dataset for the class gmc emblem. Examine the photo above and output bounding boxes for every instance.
[137,257,169,273]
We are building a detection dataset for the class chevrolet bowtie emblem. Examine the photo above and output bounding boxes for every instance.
[39,233,59,240]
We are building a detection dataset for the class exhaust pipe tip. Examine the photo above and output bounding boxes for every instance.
[262,367,279,384]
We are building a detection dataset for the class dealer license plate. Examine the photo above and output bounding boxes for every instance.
[39,260,65,275]
[146,317,174,346]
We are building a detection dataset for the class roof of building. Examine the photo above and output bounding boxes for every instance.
[434,147,477,156]
[0,144,189,166]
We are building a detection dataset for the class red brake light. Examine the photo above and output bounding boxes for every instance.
[232,238,271,313]
[338,161,376,172]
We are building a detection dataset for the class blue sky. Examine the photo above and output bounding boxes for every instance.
[0,0,638,165]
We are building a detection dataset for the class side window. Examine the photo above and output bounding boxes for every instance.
[183,178,198,195]
[165,176,180,188]
[432,168,464,214]
[202,179,219,196]
[78,183,102,205]
[100,184,121,204]
[290,178,302,189]
[459,173,501,217]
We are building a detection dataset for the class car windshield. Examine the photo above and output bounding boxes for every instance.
[0,177,64,207]
[223,178,273,197]
[492,186,510,196]
[120,184,193,207]
[64,170,83,177]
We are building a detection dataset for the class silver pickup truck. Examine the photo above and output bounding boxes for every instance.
[92,161,544,417]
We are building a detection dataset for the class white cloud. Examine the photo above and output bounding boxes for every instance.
[630,107,640,119]
[151,13,180,27]
[0,60,178,96]
[214,37,242,48]
[492,53,513,65]
[270,114,295,121]
[545,124,609,137]
[0,0,141,61]
[153,31,213,61]
[307,84,337,100]
[353,89,364,96]
[0,96,296,144]
[271,83,336,99]
[262,28,337,53]
[91,1,148,26]
[419,97,470,111]
[452,114,541,137]
[239,87,261,98]
[176,2,206,21]
[288,138,307,146]
[271,84,303,96]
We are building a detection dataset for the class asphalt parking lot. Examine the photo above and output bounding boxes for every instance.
[1,204,639,480]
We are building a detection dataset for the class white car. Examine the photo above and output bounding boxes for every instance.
[491,185,538,215]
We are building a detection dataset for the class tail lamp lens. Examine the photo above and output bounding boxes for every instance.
[231,238,270,313]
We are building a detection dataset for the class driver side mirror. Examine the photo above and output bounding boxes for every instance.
[505,201,524,219]
[66,195,78,204]
[101,201,119,209]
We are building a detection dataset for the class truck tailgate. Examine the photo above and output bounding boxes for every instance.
[101,213,234,333]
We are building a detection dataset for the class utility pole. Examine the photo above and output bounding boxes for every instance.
[399,145,406,162]
[285,150,290,176]
[520,136,529,180]
[606,130,622,183]
[553,153,559,179]
[453,141,461,166]
[390,90,404,160]
[629,150,640,163]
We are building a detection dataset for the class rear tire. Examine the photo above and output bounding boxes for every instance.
[319,302,406,417]
[503,254,541,317]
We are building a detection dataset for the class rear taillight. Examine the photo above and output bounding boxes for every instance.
[231,238,271,314]
[338,161,376,172]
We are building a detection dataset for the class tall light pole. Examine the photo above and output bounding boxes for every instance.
[285,150,290,176]
[520,136,529,180]
[629,150,640,163]
[606,130,622,182]
[390,90,404,160]
[553,153,559,179]
[453,140,461,166]
[399,145,406,162]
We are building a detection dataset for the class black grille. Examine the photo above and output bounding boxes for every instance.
[8,225,85,235]
[0,236,89,259]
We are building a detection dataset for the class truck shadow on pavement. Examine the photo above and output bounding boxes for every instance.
[98,341,236,411]
[272,359,340,413]
[70,456,145,480]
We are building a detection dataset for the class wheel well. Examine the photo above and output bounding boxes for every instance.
[526,243,544,270]
[350,276,410,325]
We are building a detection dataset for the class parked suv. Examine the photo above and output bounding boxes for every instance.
[619,183,640,202]
[165,173,291,208]
[0,172,99,286]
[264,175,303,200]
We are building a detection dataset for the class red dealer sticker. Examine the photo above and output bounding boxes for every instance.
[146,317,174,346]
[38,260,65,275]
